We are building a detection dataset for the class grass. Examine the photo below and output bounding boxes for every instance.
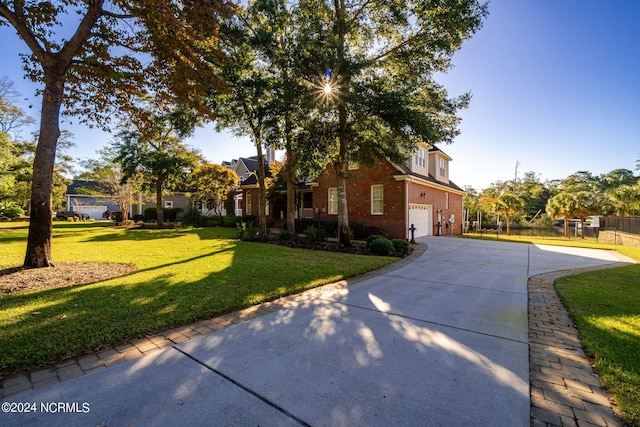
[0,223,396,376]
[464,233,640,426]
[555,256,640,426]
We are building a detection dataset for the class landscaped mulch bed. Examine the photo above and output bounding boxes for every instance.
[0,262,136,294]
[243,236,411,257]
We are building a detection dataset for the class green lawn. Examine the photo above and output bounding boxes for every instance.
[555,259,640,426]
[0,223,396,376]
[464,233,640,426]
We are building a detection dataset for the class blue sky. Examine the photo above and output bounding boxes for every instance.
[1,0,639,189]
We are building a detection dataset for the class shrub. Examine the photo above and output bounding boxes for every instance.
[367,235,394,256]
[1,204,24,219]
[181,209,204,227]
[278,230,293,241]
[122,220,135,226]
[303,225,327,243]
[237,221,259,239]
[366,234,387,246]
[144,207,175,222]
[223,215,239,227]
[206,216,223,227]
[132,214,145,222]
[143,207,156,221]
[392,239,410,255]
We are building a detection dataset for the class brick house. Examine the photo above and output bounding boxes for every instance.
[241,143,464,240]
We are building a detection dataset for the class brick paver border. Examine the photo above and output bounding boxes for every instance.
[528,262,631,427]
[1,242,633,427]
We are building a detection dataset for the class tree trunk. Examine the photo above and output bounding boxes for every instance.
[334,0,351,246]
[255,142,268,236]
[563,216,569,238]
[335,159,351,246]
[156,175,164,228]
[285,150,296,235]
[23,73,63,268]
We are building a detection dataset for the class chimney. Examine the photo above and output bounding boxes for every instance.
[265,147,276,164]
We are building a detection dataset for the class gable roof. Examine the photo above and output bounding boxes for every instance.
[239,163,274,187]
[392,162,464,193]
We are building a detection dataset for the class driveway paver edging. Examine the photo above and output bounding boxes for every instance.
[528,262,630,427]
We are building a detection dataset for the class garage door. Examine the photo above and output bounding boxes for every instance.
[409,204,433,238]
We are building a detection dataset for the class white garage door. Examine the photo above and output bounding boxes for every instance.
[409,204,433,238]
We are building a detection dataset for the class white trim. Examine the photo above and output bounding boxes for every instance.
[392,174,465,196]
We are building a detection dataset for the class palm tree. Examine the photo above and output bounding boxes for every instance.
[496,192,524,235]
[573,191,600,238]
[546,192,577,238]
[607,184,640,216]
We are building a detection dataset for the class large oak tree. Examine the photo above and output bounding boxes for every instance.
[295,0,487,245]
[0,0,235,267]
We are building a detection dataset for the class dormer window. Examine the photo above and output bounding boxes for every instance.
[414,149,426,168]
[439,158,446,177]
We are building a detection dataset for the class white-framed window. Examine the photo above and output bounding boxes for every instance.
[164,200,173,209]
[439,158,446,177]
[348,161,359,170]
[414,149,426,168]
[246,192,252,215]
[371,185,383,215]
[328,188,338,215]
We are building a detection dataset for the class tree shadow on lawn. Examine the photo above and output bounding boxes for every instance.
[0,241,349,376]
[82,226,237,243]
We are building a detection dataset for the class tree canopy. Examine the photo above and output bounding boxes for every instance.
[113,115,202,228]
[1,0,236,266]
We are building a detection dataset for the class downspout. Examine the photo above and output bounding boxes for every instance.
[405,180,409,240]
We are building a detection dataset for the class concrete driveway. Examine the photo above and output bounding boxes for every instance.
[2,237,624,426]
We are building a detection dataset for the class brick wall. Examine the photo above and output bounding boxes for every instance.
[314,161,407,238]
[246,158,465,239]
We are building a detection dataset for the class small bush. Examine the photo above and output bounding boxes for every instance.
[367,236,394,256]
[278,230,293,241]
[237,221,259,239]
[132,214,145,222]
[366,234,387,246]
[1,204,24,219]
[206,216,223,227]
[304,225,327,243]
[182,209,204,227]
[122,220,135,226]
[223,216,239,227]
[392,239,410,255]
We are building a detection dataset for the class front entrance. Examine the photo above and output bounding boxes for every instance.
[408,203,433,238]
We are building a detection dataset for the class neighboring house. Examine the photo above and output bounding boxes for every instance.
[65,180,190,220]
[64,180,119,219]
[130,192,190,220]
[221,148,276,216]
[241,144,464,240]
